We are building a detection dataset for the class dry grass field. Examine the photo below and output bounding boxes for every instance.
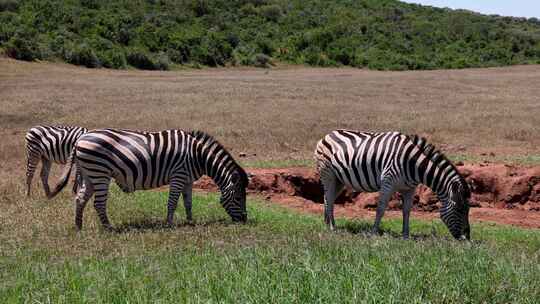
[1,58,539,193]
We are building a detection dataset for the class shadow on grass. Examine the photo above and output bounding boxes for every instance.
[112,218,234,233]
[339,221,442,241]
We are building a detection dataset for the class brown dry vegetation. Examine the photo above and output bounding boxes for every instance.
[1,58,539,193]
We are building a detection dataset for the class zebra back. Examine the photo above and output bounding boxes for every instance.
[25,125,88,163]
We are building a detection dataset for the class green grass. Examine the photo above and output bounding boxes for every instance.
[1,188,540,303]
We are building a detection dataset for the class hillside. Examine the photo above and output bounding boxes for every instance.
[1,0,540,70]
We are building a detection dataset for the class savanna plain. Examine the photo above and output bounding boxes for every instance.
[1,58,540,303]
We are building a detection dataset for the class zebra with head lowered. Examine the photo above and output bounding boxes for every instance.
[25,125,87,198]
[52,128,249,230]
[315,130,471,240]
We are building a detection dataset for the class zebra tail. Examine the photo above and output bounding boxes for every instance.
[48,148,76,199]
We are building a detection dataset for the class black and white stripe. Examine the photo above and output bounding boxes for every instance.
[54,128,248,230]
[25,125,87,198]
[315,130,471,240]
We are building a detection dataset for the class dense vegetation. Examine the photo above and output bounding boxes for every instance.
[1,0,540,70]
[2,189,540,302]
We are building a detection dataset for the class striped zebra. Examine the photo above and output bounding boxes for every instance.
[53,128,249,230]
[25,125,87,198]
[315,130,471,240]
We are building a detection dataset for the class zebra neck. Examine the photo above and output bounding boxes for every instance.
[206,161,236,191]
[415,156,459,204]
[193,147,236,191]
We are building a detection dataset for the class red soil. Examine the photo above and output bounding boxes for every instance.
[194,164,540,229]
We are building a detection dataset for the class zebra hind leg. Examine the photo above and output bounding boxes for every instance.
[91,178,113,231]
[72,165,82,195]
[371,179,396,236]
[26,154,40,197]
[320,171,343,231]
[40,159,52,198]
[75,180,93,230]
[400,189,415,240]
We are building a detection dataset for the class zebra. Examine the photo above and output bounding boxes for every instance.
[315,130,471,240]
[25,125,87,198]
[52,128,249,230]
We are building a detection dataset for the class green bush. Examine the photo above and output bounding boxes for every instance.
[5,28,42,61]
[0,0,19,12]
[1,0,540,70]
[253,53,272,67]
[259,5,282,22]
[98,49,127,69]
[0,12,16,43]
[127,48,158,70]
[155,52,171,70]
[64,42,101,68]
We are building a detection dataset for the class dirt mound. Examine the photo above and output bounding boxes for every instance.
[193,164,540,228]
[195,164,540,211]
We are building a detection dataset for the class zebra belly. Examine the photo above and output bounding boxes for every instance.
[113,174,171,193]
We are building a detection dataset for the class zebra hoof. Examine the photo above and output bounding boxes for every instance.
[102,225,115,232]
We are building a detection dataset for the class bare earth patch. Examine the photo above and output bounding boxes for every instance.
[194,164,540,228]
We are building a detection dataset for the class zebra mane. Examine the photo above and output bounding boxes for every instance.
[407,135,470,199]
[189,130,249,186]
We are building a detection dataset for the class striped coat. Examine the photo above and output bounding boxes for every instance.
[54,128,248,230]
[25,125,87,198]
[315,130,470,239]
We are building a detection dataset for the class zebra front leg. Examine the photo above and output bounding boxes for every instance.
[75,181,93,230]
[182,182,193,222]
[26,154,40,197]
[166,177,185,226]
[372,181,395,236]
[92,178,113,230]
[40,159,52,198]
[400,189,415,240]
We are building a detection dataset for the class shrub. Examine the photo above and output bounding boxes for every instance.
[232,45,256,66]
[191,33,232,66]
[0,0,19,12]
[155,52,171,70]
[191,0,211,17]
[252,53,272,67]
[259,5,282,22]
[0,12,17,43]
[64,42,101,68]
[127,49,158,70]
[126,49,169,70]
[5,28,42,61]
[98,49,127,69]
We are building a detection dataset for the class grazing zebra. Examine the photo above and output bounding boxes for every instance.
[315,130,471,240]
[25,125,87,198]
[53,128,248,230]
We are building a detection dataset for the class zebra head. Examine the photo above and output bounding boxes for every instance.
[220,169,249,222]
[440,179,471,240]
[189,130,249,223]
